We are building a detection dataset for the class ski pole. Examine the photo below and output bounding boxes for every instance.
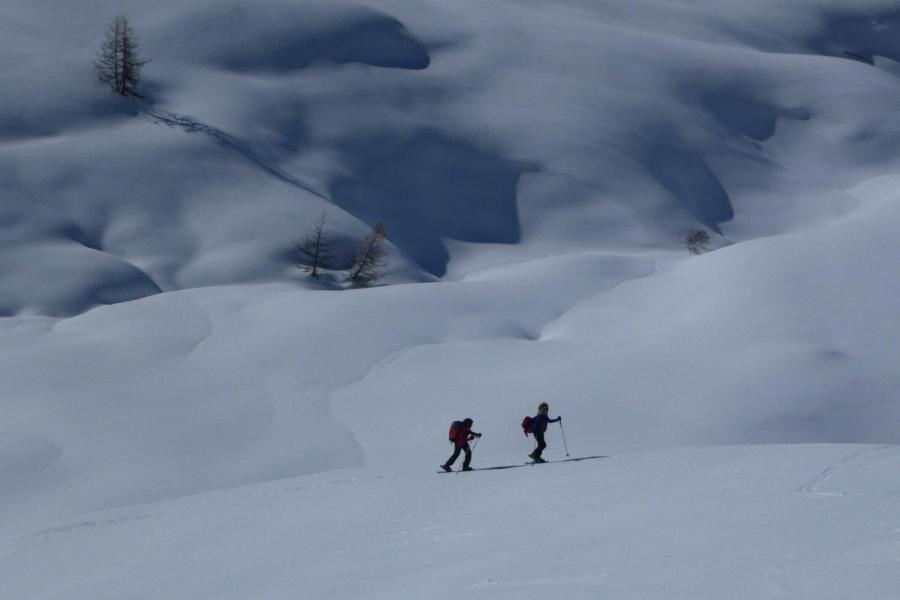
[559,420,570,457]
[471,436,480,450]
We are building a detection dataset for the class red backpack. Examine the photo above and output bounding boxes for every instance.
[521,416,533,436]
[449,420,463,443]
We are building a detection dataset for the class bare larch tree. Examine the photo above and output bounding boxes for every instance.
[96,16,148,97]
[685,229,712,255]
[347,222,388,285]
[296,210,332,279]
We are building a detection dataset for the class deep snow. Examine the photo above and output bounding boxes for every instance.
[2,0,900,597]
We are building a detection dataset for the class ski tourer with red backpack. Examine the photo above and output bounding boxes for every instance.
[441,418,481,472]
[523,402,561,463]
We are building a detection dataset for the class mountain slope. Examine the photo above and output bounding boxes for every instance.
[2,2,900,595]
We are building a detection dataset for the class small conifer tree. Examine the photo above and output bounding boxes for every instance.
[296,211,332,279]
[686,229,712,255]
[96,16,148,97]
[347,222,388,285]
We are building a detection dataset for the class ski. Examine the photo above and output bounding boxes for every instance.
[529,455,607,465]
[437,464,523,473]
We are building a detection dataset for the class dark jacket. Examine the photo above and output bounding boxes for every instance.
[531,413,560,435]
[451,422,480,448]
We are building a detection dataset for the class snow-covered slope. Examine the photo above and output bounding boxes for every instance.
[2,0,900,597]
[5,445,900,599]
[5,0,900,312]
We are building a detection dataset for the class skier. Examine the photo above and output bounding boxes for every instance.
[442,418,482,472]
[528,402,561,463]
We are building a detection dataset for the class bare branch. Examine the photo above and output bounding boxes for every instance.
[296,210,332,278]
[347,222,388,285]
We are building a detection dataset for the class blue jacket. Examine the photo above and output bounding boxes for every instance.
[531,413,560,435]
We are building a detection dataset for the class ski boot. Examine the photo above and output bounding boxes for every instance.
[440,464,452,472]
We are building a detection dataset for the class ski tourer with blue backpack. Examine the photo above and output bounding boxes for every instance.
[523,402,561,463]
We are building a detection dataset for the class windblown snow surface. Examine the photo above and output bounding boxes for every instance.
[2,0,900,598]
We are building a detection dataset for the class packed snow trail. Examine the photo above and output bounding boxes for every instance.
[437,455,609,473]
[140,103,331,201]
[798,444,895,496]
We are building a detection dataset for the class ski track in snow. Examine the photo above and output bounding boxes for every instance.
[2,470,383,545]
[4,456,608,544]
[11,447,895,546]
[759,563,794,597]
[797,444,895,497]
[11,446,897,546]
[140,103,331,201]
[4,512,161,545]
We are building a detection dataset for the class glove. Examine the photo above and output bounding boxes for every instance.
[476,433,483,438]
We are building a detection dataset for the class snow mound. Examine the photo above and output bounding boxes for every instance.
[144,1,431,72]
[0,242,161,317]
